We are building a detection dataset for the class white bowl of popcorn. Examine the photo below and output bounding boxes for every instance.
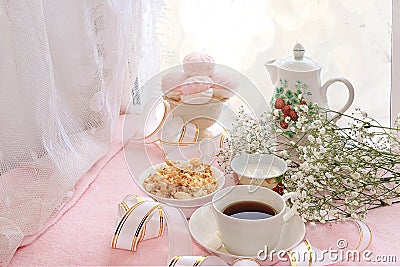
[138,158,225,218]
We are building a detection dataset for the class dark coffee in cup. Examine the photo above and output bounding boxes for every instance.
[222,201,277,220]
[213,186,297,256]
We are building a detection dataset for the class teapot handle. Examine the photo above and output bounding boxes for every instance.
[321,78,355,121]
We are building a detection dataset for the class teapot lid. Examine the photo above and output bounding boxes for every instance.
[276,43,321,71]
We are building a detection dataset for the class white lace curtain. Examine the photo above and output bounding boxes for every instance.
[0,0,159,264]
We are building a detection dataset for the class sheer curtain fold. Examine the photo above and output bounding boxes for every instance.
[0,0,151,264]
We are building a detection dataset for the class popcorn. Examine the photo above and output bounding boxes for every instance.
[143,158,218,199]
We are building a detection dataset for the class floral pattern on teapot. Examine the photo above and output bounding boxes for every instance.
[271,79,317,138]
[266,43,355,127]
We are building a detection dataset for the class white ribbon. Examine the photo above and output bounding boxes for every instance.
[112,195,372,266]
[288,220,372,266]
[112,195,260,266]
[112,195,192,262]
[167,256,260,266]
[113,195,165,249]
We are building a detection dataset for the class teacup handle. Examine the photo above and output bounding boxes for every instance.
[282,192,298,223]
[321,78,355,120]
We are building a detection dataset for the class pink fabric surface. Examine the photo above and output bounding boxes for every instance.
[9,116,400,266]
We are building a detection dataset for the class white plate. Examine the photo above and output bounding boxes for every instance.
[189,205,306,265]
[138,164,225,218]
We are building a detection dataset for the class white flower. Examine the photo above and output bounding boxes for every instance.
[300,104,308,112]
[300,162,310,170]
[246,133,252,142]
[349,156,357,162]
[285,116,291,123]
[313,149,321,158]
[350,191,359,197]
[224,105,400,224]
[396,187,400,194]
[333,167,340,172]
[300,116,308,123]
[280,150,289,158]
[343,166,352,172]
[362,156,371,162]
[298,94,303,99]
[361,111,368,118]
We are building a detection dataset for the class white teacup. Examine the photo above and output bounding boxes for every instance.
[231,153,287,190]
[212,185,297,256]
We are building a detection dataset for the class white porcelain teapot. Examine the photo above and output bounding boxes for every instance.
[265,43,354,117]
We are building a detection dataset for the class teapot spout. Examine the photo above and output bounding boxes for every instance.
[264,60,278,85]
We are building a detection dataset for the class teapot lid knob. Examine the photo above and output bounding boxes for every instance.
[293,42,305,60]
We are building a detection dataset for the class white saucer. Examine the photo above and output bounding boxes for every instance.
[189,205,306,265]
